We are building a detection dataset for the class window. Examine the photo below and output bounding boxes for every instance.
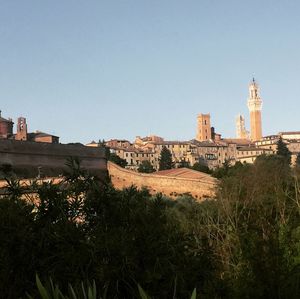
[206,153,217,160]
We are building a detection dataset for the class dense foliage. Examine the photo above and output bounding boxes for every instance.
[1,155,300,298]
[137,160,155,173]
[276,136,291,164]
[191,162,211,174]
[108,153,128,168]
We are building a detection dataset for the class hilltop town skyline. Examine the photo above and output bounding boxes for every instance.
[0,77,296,145]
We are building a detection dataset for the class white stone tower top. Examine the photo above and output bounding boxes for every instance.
[247,78,262,111]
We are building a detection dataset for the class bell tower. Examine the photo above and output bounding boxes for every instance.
[196,113,211,141]
[247,78,262,141]
[15,117,28,141]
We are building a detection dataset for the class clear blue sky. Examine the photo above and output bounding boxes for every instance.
[1,0,299,143]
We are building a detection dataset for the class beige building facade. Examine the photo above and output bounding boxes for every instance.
[237,147,274,164]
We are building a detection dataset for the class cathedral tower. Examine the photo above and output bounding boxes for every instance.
[247,78,262,141]
[236,114,249,139]
[196,113,211,141]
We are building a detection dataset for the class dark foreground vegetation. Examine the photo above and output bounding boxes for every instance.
[1,154,300,298]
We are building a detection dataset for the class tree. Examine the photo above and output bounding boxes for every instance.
[296,153,300,167]
[159,146,174,170]
[276,137,291,164]
[192,162,211,174]
[137,160,155,173]
[109,153,128,168]
[211,159,231,178]
[177,159,191,168]
[98,139,111,159]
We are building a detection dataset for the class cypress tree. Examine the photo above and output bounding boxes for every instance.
[276,136,291,164]
[159,146,174,170]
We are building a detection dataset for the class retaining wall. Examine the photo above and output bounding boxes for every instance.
[0,140,107,179]
[108,162,217,200]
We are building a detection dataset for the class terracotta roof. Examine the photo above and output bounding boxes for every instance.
[153,167,216,182]
[0,116,13,123]
[191,139,227,147]
[222,138,252,146]
[237,147,273,152]
[146,141,191,145]
[107,139,131,143]
[279,131,300,135]
[28,131,59,139]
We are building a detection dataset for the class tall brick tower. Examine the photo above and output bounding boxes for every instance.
[15,117,28,141]
[196,113,211,141]
[247,78,262,141]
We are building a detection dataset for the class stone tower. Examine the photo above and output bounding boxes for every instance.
[196,113,211,141]
[236,114,249,139]
[247,78,262,141]
[15,117,28,141]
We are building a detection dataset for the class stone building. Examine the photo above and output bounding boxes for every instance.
[255,133,300,164]
[106,139,132,149]
[191,139,237,168]
[134,138,199,168]
[109,146,159,170]
[237,147,274,164]
[0,111,14,139]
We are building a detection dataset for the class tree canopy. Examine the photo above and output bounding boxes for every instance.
[109,152,128,168]
[137,160,155,173]
[192,162,211,174]
[276,136,291,164]
[159,146,174,170]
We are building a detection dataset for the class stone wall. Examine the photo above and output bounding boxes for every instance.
[108,162,217,200]
[0,140,107,179]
